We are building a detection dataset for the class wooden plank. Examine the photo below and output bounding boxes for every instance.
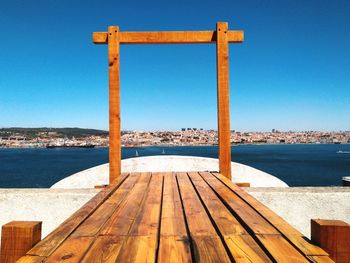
[44,236,94,263]
[113,236,157,262]
[28,173,129,257]
[80,236,124,263]
[212,172,330,256]
[16,256,45,263]
[158,172,192,262]
[176,172,217,237]
[216,22,232,179]
[224,235,272,263]
[110,173,163,261]
[188,172,271,262]
[256,234,309,262]
[160,172,187,237]
[200,172,278,235]
[128,173,163,236]
[1,221,41,263]
[188,172,245,236]
[176,172,231,262]
[158,236,192,263]
[108,25,121,183]
[71,173,140,237]
[93,30,244,44]
[307,255,335,263]
[100,172,152,236]
[311,219,350,263]
[191,236,231,263]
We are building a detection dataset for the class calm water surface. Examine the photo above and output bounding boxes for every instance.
[0,144,349,188]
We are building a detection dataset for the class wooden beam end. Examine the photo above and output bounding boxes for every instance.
[92,32,108,44]
[311,219,350,262]
[1,221,42,263]
[236,182,250,187]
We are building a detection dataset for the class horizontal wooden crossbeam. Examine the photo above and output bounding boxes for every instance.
[92,30,244,44]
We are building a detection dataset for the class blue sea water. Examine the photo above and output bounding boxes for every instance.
[0,144,349,188]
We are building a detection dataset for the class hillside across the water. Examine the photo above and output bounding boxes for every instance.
[0,127,108,139]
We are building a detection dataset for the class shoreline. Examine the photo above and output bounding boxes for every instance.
[0,142,349,149]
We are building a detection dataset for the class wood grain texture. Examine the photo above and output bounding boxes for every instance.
[188,172,271,262]
[100,172,152,236]
[192,236,231,263]
[158,236,192,263]
[158,173,192,262]
[256,234,309,262]
[188,172,245,236]
[200,172,278,235]
[44,236,94,263]
[216,22,232,179]
[104,174,164,262]
[71,173,140,237]
[176,172,231,262]
[160,172,187,237]
[27,173,128,257]
[128,173,163,236]
[224,235,272,263]
[311,219,350,263]
[307,255,335,263]
[108,25,121,184]
[212,172,330,256]
[114,236,157,263]
[1,221,41,263]
[80,236,124,263]
[93,30,244,44]
[176,172,217,237]
[15,255,45,263]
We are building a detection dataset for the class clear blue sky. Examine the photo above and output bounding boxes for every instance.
[0,0,349,131]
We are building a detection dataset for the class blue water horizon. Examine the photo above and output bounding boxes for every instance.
[0,144,349,188]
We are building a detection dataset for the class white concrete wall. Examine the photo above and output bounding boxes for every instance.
[51,156,288,188]
[1,187,349,240]
[248,187,350,238]
[0,189,98,238]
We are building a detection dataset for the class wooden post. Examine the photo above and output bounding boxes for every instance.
[108,26,121,184]
[216,22,232,179]
[1,221,42,263]
[311,219,350,263]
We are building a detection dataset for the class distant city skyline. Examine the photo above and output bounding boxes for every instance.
[1,1,349,131]
[1,126,349,133]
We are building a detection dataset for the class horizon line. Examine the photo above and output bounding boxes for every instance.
[1,127,349,133]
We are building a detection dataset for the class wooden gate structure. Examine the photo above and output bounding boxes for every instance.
[92,22,244,183]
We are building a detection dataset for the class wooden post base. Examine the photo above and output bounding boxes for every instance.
[235,182,250,187]
[94,184,108,189]
[311,219,350,263]
[1,221,42,263]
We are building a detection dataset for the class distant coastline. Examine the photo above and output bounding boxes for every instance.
[0,127,349,148]
[1,142,349,149]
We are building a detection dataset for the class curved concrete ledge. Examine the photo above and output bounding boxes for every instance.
[51,155,288,188]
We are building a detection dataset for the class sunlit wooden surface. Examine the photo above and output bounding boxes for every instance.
[18,172,333,262]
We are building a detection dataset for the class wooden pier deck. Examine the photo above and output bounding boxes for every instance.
[18,172,333,262]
